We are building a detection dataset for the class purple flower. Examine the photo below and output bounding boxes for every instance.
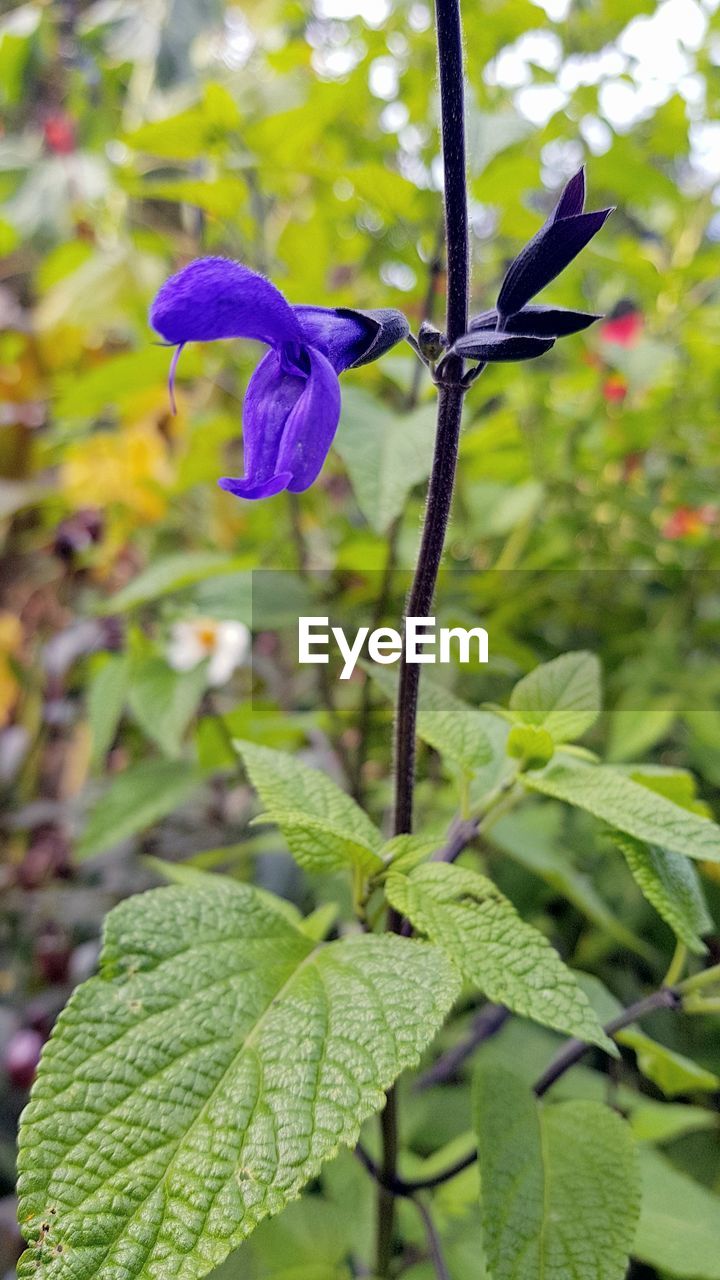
[449,168,612,364]
[150,258,408,500]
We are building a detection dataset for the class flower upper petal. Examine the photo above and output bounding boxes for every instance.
[150,257,303,348]
[294,306,374,373]
[218,345,341,500]
[496,207,612,320]
[294,305,409,373]
[470,304,600,338]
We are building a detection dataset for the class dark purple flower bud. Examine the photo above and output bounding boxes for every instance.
[150,258,408,500]
[449,331,554,362]
[469,304,600,339]
[551,166,586,221]
[496,169,613,322]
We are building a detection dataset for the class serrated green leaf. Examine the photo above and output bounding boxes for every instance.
[506,723,554,769]
[474,1068,639,1280]
[617,1028,720,1096]
[509,651,601,743]
[17,883,460,1280]
[235,741,384,873]
[630,766,710,815]
[380,834,439,873]
[251,810,384,875]
[77,760,205,860]
[608,829,712,953]
[491,808,654,962]
[366,665,496,772]
[634,1146,720,1279]
[524,764,720,862]
[87,652,130,766]
[128,657,209,758]
[333,387,437,533]
[102,554,246,613]
[385,863,612,1049]
[142,857,303,926]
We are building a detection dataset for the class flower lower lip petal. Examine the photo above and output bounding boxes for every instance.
[219,472,294,501]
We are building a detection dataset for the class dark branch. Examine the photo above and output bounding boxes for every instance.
[415,1197,451,1280]
[415,1003,509,1090]
[359,984,682,1198]
[534,984,682,1097]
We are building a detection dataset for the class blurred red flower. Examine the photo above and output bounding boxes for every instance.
[43,113,76,155]
[601,303,643,347]
[661,505,718,539]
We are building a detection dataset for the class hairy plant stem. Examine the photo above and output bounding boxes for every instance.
[375,1,469,1274]
[351,226,445,803]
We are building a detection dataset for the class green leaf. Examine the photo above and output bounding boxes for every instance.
[385,863,612,1049]
[87,653,130,766]
[102,554,247,613]
[630,766,711,815]
[54,347,194,420]
[509,651,601,743]
[628,1099,718,1145]
[606,703,678,762]
[617,1028,720,1096]
[366,665,497,772]
[17,883,459,1280]
[76,760,205,860]
[474,1067,639,1280]
[506,724,554,769]
[333,387,437,533]
[128,657,209,758]
[524,763,720,862]
[234,741,384,873]
[491,807,654,962]
[251,810,384,876]
[634,1146,720,1279]
[608,829,712,953]
[143,857,303,927]
[380,834,439,874]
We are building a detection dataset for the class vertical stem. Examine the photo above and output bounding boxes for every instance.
[352,225,445,802]
[392,0,469,840]
[375,3,470,1275]
[375,1089,399,1274]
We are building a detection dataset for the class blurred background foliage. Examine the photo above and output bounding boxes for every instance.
[2,0,720,1275]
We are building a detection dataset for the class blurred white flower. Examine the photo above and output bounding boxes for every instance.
[167,619,250,687]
